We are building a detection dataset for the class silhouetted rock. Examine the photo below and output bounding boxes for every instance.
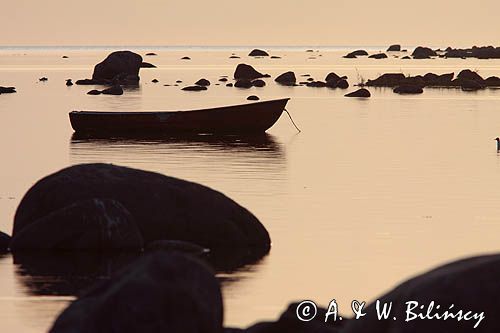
[181,56,191,60]
[62,55,69,59]
[325,72,341,83]
[307,78,314,81]
[10,199,142,251]
[368,53,388,59]
[393,85,424,94]
[101,85,124,95]
[343,53,357,58]
[182,85,208,91]
[39,77,48,82]
[423,72,454,86]
[92,51,142,84]
[0,86,16,94]
[457,69,484,82]
[176,80,183,83]
[13,164,270,257]
[50,253,223,333]
[218,78,228,82]
[485,76,500,87]
[345,88,371,98]
[195,78,211,86]
[226,83,233,87]
[234,79,253,88]
[249,49,269,57]
[387,44,401,52]
[342,254,500,333]
[306,81,326,87]
[444,46,500,59]
[459,79,484,91]
[411,46,437,59]
[334,79,349,89]
[401,56,411,59]
[76,79,99,85]
[234,64,268,80]
[229,55,240,59]
[145,52,157,56]
[275,71,296,86]
[247,95,260,101]
[65,79,73,86]
[252,79,266,87]
[0,231,10,252]
[151,79,159,83]
[140,62,156,68]
[366,73,406,87]
[270,56,281,59]
[87,90,101,95]
[344,50,368,58]
[145,240,209,257]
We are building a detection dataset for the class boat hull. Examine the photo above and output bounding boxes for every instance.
[69,98,289,135]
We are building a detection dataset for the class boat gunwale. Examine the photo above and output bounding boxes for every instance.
[70,98,290,116]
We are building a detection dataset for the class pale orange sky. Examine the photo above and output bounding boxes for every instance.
[2,0,499,46]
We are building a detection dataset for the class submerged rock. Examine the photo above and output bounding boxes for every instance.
[13,164,270,256]
[86,89,101,95]
[306,81,327,87]
[218,77,228,82]
[345,88,371,98]
[140,62,156,68]
[181,56,191,60]
[275,71,296,86]
[368,53,388,59]
[247,95,260,101]
[248,49,269,57]
[65,79,73,86]
[145,52,157,56]
[50,253,223,333]
[151,79,159,83]
[182,85,208,91]
[393,85,424,94]
[101,85,124,95]
[10,199,143,250]
[270,56,281,59]
[234,63,269,80]
[344,50,368,58]
[229,55,240,59]
[0,86,16,94]
[342,254,500,332]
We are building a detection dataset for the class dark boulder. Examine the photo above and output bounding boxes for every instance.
[140,62,156,68]
[62,55,69,59]
[252,79,266,87]
[342,254,500,333]
[0,231,10,252]
[226,83,233,87]
[343,53,357,59]
[181,56,191,60]
[234,80,253,89]
[275,71,296,86]
[485,76,500,87]
[218,78,228,82]
[176,80,183,83]
[307,78,314,81]
[459,79,484,91]
[366,73,406,87]
[39,77,48,82]
[10,199,143,251]
[387,44,401,52]
[423,72,454,86]
[234,64,268,80]
[145,240,209,257]
[195,78,211,86]
[368,53,388,59]
[50,252,223,333]
[393,85,424,94]
[345,88,371,98]
[229,55,240,59]
[0,86,16,94]
[92,51,142,83]
[411,46,437,59]
[401,56,411,59]
[145,52,157,56]
[457,69,484,82]
[270,56,281,59]
[247,95,260,101]
[65,79,73,86]
[101,85,124,95]
[76,79,101,85]
[325,72,341,83]
[13,164,270,256]
[87,89,101,95]
[334,79,349,89]
[182,85,208,91]
[346,50,368,58]
[151,79,159,83]
[249,49,269,57]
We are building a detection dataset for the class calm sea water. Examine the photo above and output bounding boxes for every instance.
[1,47,500,332]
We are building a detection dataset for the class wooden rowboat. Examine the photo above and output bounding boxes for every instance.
[69,98,290,135]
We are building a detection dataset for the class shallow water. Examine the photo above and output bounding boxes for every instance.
[1,47,500,331]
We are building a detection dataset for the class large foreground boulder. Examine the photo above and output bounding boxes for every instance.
[92,51,143,84]
[234,64,269,80]
[50,252,223,333]
[342,254,500,332]
[13,164,270,256]
[10,199,143,250]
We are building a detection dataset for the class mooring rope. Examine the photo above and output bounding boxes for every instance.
[284,108,301,133]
